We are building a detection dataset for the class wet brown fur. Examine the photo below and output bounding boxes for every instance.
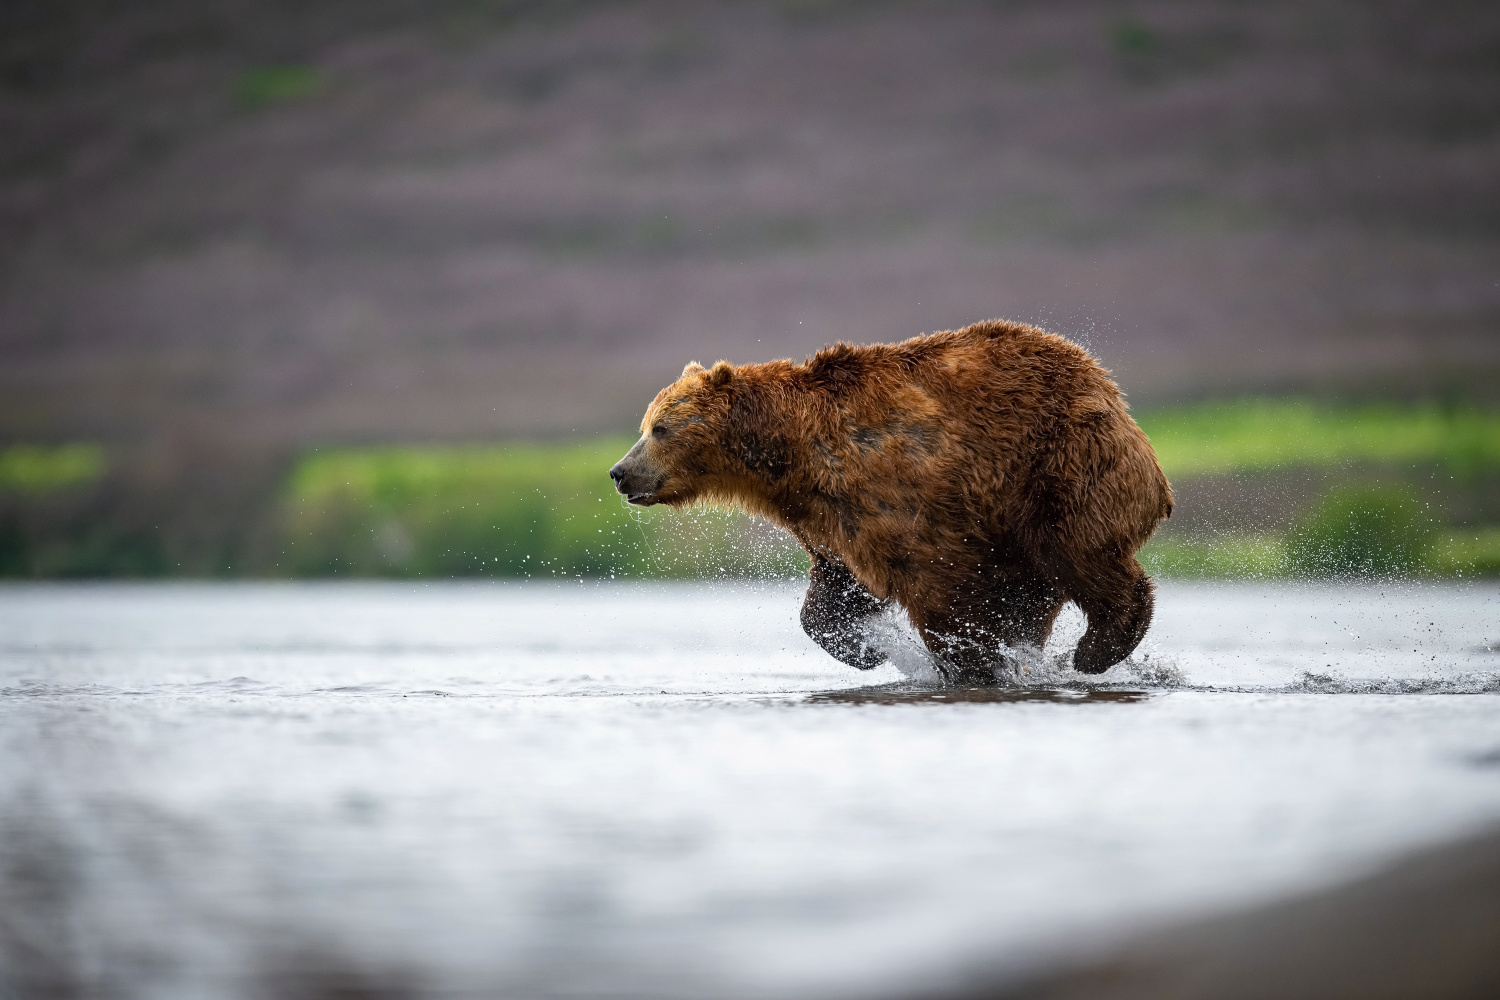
[612,319,1174,681]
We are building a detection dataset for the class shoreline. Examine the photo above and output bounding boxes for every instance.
[926,824,1500,1000]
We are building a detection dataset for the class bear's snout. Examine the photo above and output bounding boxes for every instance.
[609,440,662,505]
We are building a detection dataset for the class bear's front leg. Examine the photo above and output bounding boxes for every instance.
[801,554,888,670]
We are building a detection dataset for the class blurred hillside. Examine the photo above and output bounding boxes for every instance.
[3,0,1500,577]
[4,0,1499,451]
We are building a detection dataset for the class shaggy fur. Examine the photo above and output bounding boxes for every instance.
[608,319,1173,682]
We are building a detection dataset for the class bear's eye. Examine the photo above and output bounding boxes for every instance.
[651,424,669,439]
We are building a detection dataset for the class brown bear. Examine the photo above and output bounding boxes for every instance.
[609,319,1173,683]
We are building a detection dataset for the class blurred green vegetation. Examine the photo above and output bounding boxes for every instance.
[1132,399,1500,579]
[1138,534,1289,580]
[1136,399,1500,479]
[234,65,321,108]
[273,396,1500,580]
[1140,526,1500,580]
[1426,527,1500,578]
[0,445,104,495]
[1138,483,1500,580]
[1285,485,1436,578]
[279,439,807,579]
[3,398,1500,578]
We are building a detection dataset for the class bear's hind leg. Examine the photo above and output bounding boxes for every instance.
[1069,560,1155,675]
[918,624,1003,686]
[801,554,889,670]
[920,575,1066,685]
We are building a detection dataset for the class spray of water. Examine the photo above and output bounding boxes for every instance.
[840,597,1500,697]
[850,601,1188,691]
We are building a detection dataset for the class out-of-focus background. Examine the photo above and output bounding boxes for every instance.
[3,0,1499,579]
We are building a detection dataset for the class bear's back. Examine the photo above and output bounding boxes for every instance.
[877,320,1123,456]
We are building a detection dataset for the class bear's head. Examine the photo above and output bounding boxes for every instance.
[608,359,792,508]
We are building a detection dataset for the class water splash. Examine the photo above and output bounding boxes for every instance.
[857,601,1187,690]
[1276,671,1500,696]
[850,602,1495,697]
[861,609,943,685]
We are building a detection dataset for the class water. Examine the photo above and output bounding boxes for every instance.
[1,580,1498,998]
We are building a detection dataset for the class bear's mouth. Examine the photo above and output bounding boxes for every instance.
[615,472,667,506]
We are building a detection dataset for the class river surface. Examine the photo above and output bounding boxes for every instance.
[1,580,1498,999]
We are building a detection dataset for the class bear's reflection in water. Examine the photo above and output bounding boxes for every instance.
[808,683,1151,705]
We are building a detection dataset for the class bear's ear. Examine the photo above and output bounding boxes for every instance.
[681,361,705,378]
[706,360,734,389]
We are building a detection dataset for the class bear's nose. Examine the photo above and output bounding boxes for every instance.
[608,464,627,486]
